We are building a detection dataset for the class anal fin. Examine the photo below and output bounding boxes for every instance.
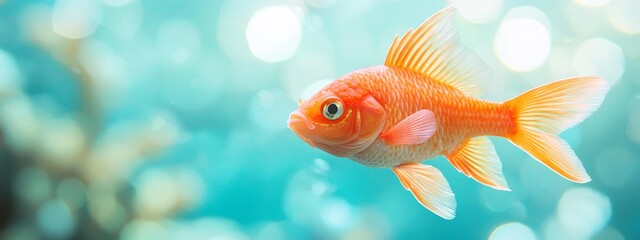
[392,163,456,219]
[445,137,510,191]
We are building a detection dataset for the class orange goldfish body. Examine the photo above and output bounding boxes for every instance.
[287,6,609,219]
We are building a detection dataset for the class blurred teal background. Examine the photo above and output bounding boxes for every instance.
[0,0,639,239]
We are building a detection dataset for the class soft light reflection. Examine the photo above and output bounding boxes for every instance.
[557,187,611,239]
[573,0,610,7]
[246,6,302,62]
[488,222,537,240]
[494,16,550,71]
[321,197,356,231]
[52,0,101,39]
[572,38,625,86]
[606,0,640,34]
[453,0,504,23]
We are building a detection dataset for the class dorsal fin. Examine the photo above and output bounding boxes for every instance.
[384,6,491,96]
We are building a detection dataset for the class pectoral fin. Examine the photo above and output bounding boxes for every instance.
[380,110,437,146]
[392,163,456,219]
[445,137,510,190]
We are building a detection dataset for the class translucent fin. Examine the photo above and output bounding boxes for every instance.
[392,163,456,219]
[504,77,609,182]
[445,137,510,190]
[380,110,437,146]
[384,6,491,96]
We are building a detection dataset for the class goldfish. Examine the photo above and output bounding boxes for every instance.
[287,6,609,219]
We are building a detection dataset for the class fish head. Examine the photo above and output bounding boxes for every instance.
[288,82,386,157]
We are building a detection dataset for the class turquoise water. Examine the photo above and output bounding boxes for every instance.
[0,0,639,239]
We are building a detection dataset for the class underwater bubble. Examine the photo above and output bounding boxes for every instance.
[605,0,640,34]
[37,199,76,239]
[494,13,550,71]
[572,38,624,86]
[157,19,201,64]
[120,220,169,240]
[57,178,87,210]
[52,0,101,39]
[299,79,333,101]
[595,147,638,188]
[573,0,610,7]
[15,168,52,205]
[452,0,504,23]
[488,222,537,240]
[246,5,302,62]
[249,89,297,132]
[557,187,611,239]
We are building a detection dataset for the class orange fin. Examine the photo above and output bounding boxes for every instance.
[380,110,437,146]
[445,137,509,191]
[505,77,609,182]
[384,6,490,96]
[392,163,456,219]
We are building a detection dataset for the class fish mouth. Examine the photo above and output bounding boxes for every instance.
[287,110,316,147]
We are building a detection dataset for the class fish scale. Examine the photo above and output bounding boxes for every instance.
[342,66,514,168]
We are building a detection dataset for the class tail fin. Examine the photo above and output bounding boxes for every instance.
[504,77,609,182]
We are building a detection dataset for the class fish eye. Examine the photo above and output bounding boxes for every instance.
[322,100,343,120]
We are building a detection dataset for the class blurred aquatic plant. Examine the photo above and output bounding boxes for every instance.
[0,5,183,239]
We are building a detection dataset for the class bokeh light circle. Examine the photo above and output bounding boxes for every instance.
[494,17,550,71]
[573,0,610,7]
[557,187,611,239]
[52,0,101,39]
[489,222,537,240]
[453,0,504,23]
[572,38,624,85]
[246,6,302,62]
[606,0,640,34]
